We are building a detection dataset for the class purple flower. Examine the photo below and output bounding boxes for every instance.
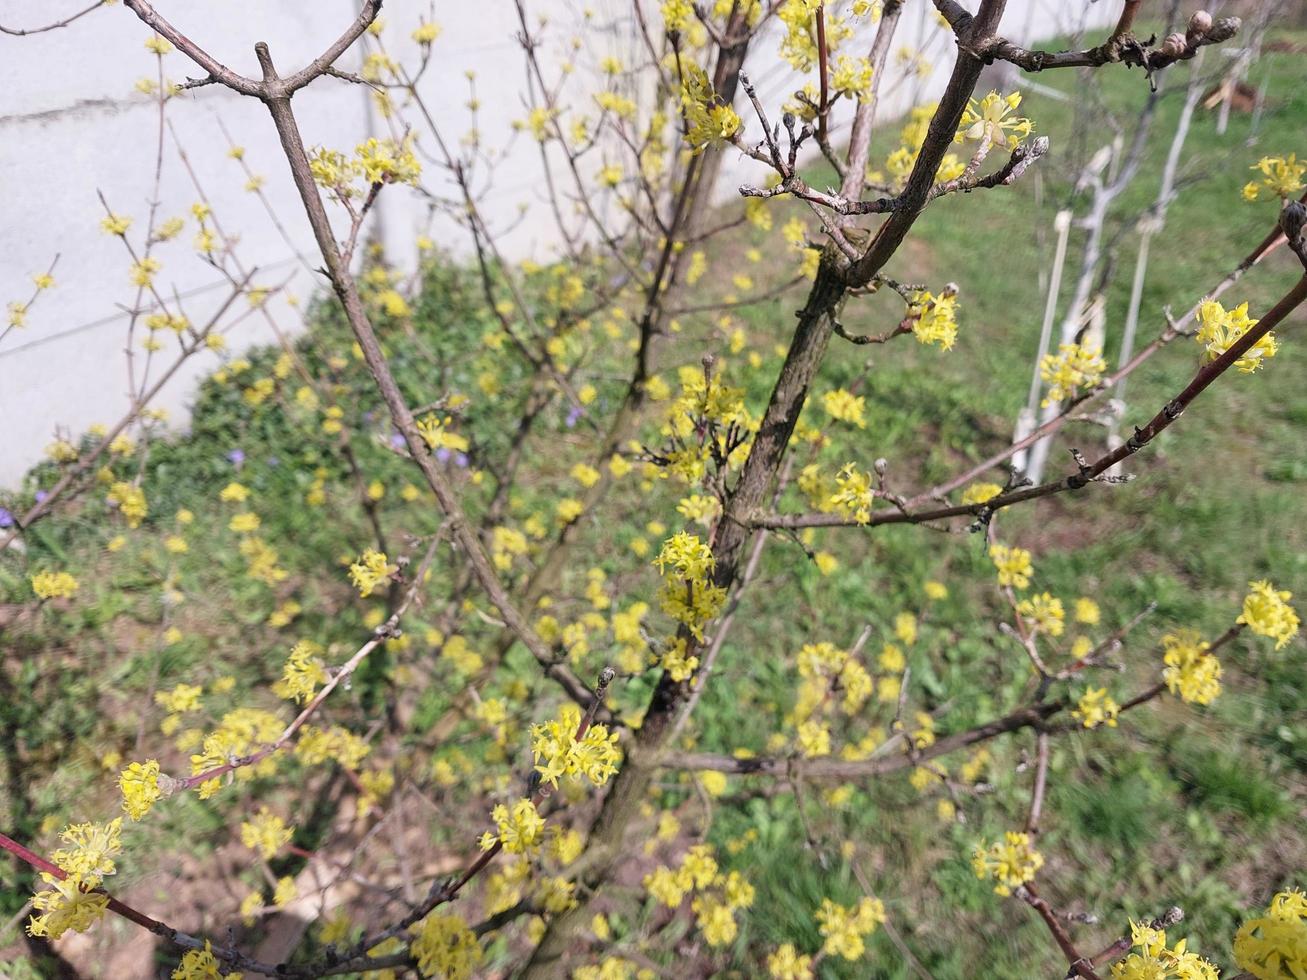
[266,455,280,468]
[0,507,13,528]
[390,432,406,449]
[566,405,584,428]
[435,448,451,463]
[454,452,469,468]
[227,448,246,466]
[34,490,48,503]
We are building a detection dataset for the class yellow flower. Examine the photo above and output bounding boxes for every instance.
[240,808,293,860]
[661,638,700,681]
[101,213,133,236]
[910,290,959,351]
[348,548,396,597]
[171,940,238,979]
[1110,921,1219,980]
[1017,592,1065,637]
[1040,341,1105,405]
[1237,580,1300,650]
[410,913,482,979]
[155,683,202,714]
[815,896,886,960]
[530,703,621,788]
[1074,597,1101,625]
[989,544,1032,590]
[680,63,740,153]
[31,570,79,600]
[768,943,814,979]
[119,759,163,820]
[822,388,866,427]
[797,720,831,758]
[692,895,738,946]
[1161,630,1221,705]
[27,872,110,940]
[1194,299,1276,373]
[480,798,545,854]
[961,482,1003,506]
[276,640,329,704]
[1233,889,1307,980]
[49,819,123,879]
[828,464,874,524]
[957,90,1033,149]
[272,876,297,908]
[412,21,442,45]
[107,481,148,527]
[1246,153,1306,199]
[972,831,1043,896]
[354,136,421,185]
[1072,687,1119,729]
[228,512,260,534]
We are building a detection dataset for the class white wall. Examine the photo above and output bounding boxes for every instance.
[0,0,1113,487]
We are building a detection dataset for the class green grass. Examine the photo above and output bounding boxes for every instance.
[2,26,1306,980]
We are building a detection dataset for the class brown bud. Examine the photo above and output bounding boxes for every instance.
[1209,16,1241,43]
[1159,32,1187,59]
[1281,200,1307,245]
[1187,10,1213,39]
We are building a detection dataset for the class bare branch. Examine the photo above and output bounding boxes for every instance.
[0,0,107,36]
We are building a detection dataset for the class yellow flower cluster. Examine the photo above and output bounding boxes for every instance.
[661,637,700,681]
[680,63,740,154]
[156,683,202,715]
[30,570,79,600]
[972,831,1044,896]
[957,91,1033,150]
[830,54,874,102]
[1039,341,1105,405]
[767,943,815,979]
[815,896,886,960]
[275,640,329,704]
[107,481,148,528]
[172,940,242,980]
[795,640,872,721]
[1242,153,1305,201]
[989,544,1033,590]
[27,819,123,939]
[1161,630,1221,705]
[1072,687,1120,729]
[1109,920,1218,980]
[479,798,545,854]
[296,724,370,770]
[348,548,396,597]
[910,290,959,351]
[644,845,754,946]
[827,464,874,524]
[240,808,293,860]
[189,708,284,798]
[410,912,482,979]
[1195,299,1276,373]
[821,387,866,427]
[1233,889,1307,980]
[416,414,470,452]
[653,532,726,639]
[1016,591,1064,637]
[119,759,164,820]
[961,482,1002,506]
[883,103,965,188]
[529,703,621,789]
[1238,580,1300,649]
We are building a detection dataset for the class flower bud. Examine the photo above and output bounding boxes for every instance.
[1281,200,1306,246]
[1159,32,1187,59]
[1187,10,1213,39]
